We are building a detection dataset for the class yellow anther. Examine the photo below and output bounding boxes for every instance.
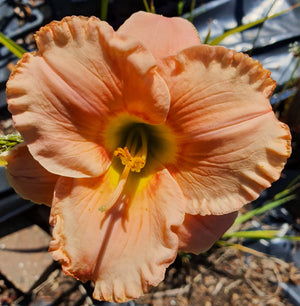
[130,157,145,173]
[114,147,132,167]
[113,127,148,173]
[113,147,146,173]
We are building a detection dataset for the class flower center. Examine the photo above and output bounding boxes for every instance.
[99,127,148,212]
[114,126,148,173]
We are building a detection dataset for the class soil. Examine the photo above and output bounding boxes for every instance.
[136,247,299,306]
[0,235,299,305]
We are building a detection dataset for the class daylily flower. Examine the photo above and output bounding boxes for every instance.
[4,12,291,302]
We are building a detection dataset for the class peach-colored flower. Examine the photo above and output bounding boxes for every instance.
[4,12,291,302]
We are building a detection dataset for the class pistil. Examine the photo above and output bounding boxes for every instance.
[99,127,148,212]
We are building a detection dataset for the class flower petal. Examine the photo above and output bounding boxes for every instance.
[7,16,170,178]
[175,212,237,254]
[159,45,291,215]
[49,168,185,302]
[118,11,201,60]
[3,144,58,205]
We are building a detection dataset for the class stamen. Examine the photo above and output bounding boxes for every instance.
[99,165,130,212]
[114,147,131,167]
[99,126,148,212]
[113,127,148,173]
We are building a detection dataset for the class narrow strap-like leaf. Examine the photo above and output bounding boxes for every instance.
[223,230,300,241]
[100,0,109,21]
[142,0,151,13]
[209,3,300,46]
[0,32,26,59]
[234,195,296,225]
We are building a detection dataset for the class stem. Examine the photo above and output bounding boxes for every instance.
[150,0,155,13]
[248,0,276,56]
[177,1,185,16]
[223,230,300,241]
[142,0,151,13]
[100,0,109,21]
[234,194,297,224]
[0,32,26,58]
[188,0,196,22]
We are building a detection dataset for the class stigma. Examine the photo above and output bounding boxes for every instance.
[99,127,148,212]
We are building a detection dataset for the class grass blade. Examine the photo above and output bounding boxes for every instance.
[234,194,297,225]
[177,1,185,16]
[216,240,267,257]
[100,0,109,21]
[223,230,300,241]
[150,0,155,13]
[203,20,212,44]
[209,3,300,46]
[0,32,26,59]
[188,0,196,22]
[142,0,151,13]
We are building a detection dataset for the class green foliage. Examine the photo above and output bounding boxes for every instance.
[100,0,109,21]
[208,3,300,46]
[142,0,151,13]
[188,0,196,22]
[0,134,23,154]
[177,1,185,16]
[233,176,299,225]
[218,176,299,249]
[223,230,300,241]
[142,0,155,13]
[203,21,212,44]
[233,194,296,225]
[0,32,26,59]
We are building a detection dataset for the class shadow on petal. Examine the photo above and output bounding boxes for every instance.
[175,212,238,254]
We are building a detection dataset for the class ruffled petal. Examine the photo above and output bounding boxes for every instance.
[7,16,170,178]
[175,212,237,254]
[159,45,291,215]
[3,144,58,205]
[118,11,201,60]
[49,168,185,302]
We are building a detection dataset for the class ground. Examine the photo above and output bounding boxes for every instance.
[1,233,299,305]
[136,246,299,306]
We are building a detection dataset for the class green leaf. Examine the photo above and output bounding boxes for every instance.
[0,134,23,153]
[203,20,212,44]
[0,134,23,167]
[142,0,151,13]
[177,1,185,16]
[273,175,300,201]
[188,0,196,22]
[223,230,300,241]
[150,0,155,13]
[100,0,109,21]
[208,3,300,46]
[234,194,297,225]
[0,32,26,59]
[285,174,300,190]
